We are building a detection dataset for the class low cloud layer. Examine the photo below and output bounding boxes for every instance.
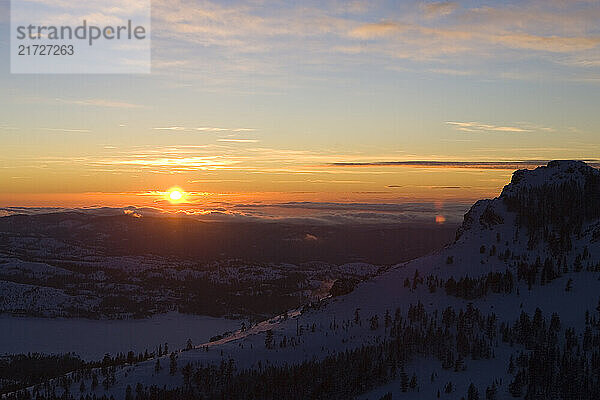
[0,200,470,226]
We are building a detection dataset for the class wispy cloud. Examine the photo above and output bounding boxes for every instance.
[153,126,257,132]
[38,128,91,133]
[349,21,406,39]
[422,2,458,19]
[150,0,600,83]
[195,127,229,132]
[152,126,188,131]
[445,121,554,133]
[98,156,239,171]
[217,138,259,143]
[54,98,143,109]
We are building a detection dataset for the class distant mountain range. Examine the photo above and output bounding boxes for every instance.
[0,191,456,322]
[0,209,457,265]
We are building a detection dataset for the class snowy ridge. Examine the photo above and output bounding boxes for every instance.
[501,160,597,196]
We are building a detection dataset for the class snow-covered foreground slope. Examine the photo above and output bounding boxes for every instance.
[8,161,600,400]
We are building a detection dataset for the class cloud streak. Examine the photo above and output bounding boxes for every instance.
[329,160,600,169]
[153,126,257,133]
[39,128,91,133]
[55,98,143,109]
[445,121,554,133]
[422,2,458,19]
[217,138,259,143]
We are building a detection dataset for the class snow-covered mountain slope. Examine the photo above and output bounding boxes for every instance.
[8,161,600,400]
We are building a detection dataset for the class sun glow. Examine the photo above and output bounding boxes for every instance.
[167,187,186,203]
[170,190,182,200]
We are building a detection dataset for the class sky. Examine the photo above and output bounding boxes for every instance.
[0,0,599,217]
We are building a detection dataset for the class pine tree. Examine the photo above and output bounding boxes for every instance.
[467,383,479,400]
[509,372,523,397]
[125,385,133,400]
[384,309,392,329]
[169,353,177,375]
[444,382,453,393]
[485,383,497,400]
[400,367,409,392]
[370,315,379,330]
[565,278,573,292]
[409,373,418,390]
[265,329,274,349]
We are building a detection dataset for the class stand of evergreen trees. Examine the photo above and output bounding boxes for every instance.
[0,345,168,396]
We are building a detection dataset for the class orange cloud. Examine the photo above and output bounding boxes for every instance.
[422,2,458,18]
[349,21,406,39]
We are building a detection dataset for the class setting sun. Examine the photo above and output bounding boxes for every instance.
[167,188,186,203]
[169,190,182,201]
